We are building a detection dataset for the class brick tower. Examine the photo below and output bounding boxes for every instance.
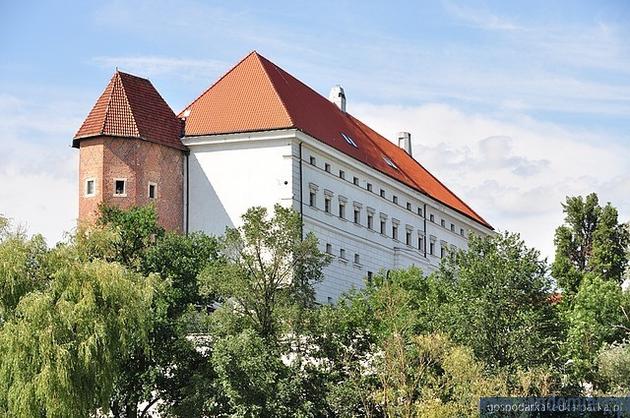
[73,70,186,231]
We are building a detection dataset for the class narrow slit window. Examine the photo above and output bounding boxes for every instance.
[148,182,157,199]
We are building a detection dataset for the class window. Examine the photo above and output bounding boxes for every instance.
[339,202,345,219]
[326,243,332,254]
[354,209,360,224]
[430,241,435,255]
[339,170,345,180]
[367,271,373,283]
[383,156,398,169]
[417,207,423,217]
[392,225,398,240]
[406,230,412,246]
[354,253,360,264]
[380,219,386,234]
[406,202,412,211]
[148,182,157,199]
[418,236,424,250]
[460,228,465,236]
[441,219,446,228]
[327,296,333,304]
[324,197,331,213]
[367,183,373,192]
[114,179,126,196]
[430,214,435,222]
[440,246,445,258]
[380,189,386,198]
[341,132,358,148]
[450,223,455,232]
[367,214,374,230]
[353,176,359,186]
[309,156,316,165]
[309,191,316,207]
[325,163,331,173]
[339,248,346,259]
[392,195,398,204]
[85,178,96,197]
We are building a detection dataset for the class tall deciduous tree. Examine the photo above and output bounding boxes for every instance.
[432,232,560,373]
[0,227,156,418]
[201,204,330,340]
[95,205,221,418]
[199,205,332,416]
[552,193,629,294]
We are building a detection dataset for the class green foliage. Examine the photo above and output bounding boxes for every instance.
[98,203,165,269]
[596,340,630,394]
[0,227,47,322]
[432,232,560,373]
[96,204,221,417]
[211,329,322,418]
[563,273,630,384]
[201,204,330,340]
[552,193,629,294]
[0,231,156,418]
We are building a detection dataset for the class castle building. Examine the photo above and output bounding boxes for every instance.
[74,51,494,303]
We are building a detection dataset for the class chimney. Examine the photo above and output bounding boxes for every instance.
[329,85,346,112]
[397,132,412,156]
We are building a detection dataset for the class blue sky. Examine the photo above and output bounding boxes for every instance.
[1,0,629,258]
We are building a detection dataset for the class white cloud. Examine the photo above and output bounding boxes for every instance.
[352,102,630,260]
[0,94,78,245]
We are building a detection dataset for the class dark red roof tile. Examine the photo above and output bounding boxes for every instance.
[74,71,184,150]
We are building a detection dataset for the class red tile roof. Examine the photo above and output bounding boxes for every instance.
[74,71,185,150]
[181,52,492,229]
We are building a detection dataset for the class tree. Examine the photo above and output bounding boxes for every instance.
[563,273,630,385]
[596,339,630,394]
[201,204,330,341]
[199,205,332,416]
[94,205,221,418]
[552,193,629,294]
[431,232,561,373]
[0,228,156,418]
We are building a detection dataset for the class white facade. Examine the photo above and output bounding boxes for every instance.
[183,129,492,304]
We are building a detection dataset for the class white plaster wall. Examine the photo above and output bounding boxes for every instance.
[183,129,494,305]
[185,134,294,236]
[295,132,493,303]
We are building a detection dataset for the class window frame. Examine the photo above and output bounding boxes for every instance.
[148,182,157,199]
[113,178,127,197]
[85,177,96,197]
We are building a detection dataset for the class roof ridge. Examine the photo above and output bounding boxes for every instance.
[255,53,295,127]
[178,51,258,117]
[99,72,118,136]
[113,71,141,138]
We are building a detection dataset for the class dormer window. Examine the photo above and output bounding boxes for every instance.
[383,156,398,169]
[341,132,358,148]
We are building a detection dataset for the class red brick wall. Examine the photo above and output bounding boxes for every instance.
[78,136,184,232]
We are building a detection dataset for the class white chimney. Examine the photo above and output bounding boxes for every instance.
[329,85,346,112]
[397,132,412,156]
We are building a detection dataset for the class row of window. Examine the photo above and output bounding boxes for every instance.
[308,156,466,237]
[84,178,157,199]
[309,187,456,257]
